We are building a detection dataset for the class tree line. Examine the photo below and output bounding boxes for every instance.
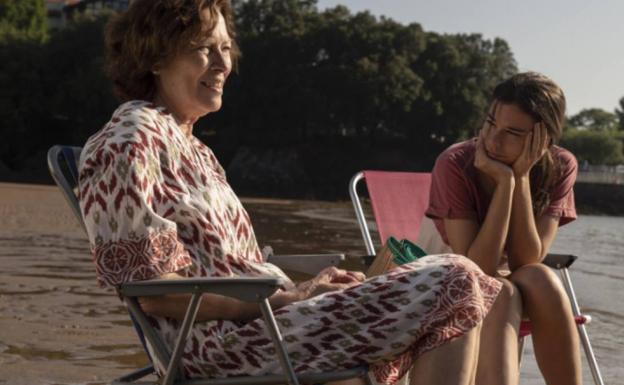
[562,104,624,166]
[1,0,622,197]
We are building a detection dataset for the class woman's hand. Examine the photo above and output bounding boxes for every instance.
[474,124,514,184]
[295,267,365,300]
[512,122,549,178]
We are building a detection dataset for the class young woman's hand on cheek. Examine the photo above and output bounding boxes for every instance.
[474,123,514,184]
[512,122,549,178]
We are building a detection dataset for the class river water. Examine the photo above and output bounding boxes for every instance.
[0,184,622,384]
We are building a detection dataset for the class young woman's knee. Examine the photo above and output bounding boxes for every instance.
[497,277,521,302]
[510,263,567,301]
[492,277,523,314]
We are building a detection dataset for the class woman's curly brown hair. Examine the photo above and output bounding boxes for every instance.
[104,0,240,102]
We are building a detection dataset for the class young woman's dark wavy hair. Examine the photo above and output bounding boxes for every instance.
[491,72,567,216]
[104,0,240,102]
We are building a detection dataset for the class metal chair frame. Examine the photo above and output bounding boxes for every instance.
[47,145,370,385]
[349,170,605,385]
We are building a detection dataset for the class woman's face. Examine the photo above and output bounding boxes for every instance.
[155,10,232,121]
[483,102,538,165]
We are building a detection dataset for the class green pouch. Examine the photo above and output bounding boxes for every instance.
[386,236,427,265]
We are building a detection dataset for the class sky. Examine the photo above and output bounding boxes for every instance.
[316,0,624,116]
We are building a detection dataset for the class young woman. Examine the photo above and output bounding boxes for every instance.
[426,72,581,385]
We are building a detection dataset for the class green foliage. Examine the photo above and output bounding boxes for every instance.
[410,34,516,144]
[1,0,519,192]
[0,0,48,42]
[567,108,618,131]
[211,0,517,167]
[561,130,624,165]
[0,13,116,176]
[616,97,624,131]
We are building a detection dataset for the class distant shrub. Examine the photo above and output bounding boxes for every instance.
[561,130,624,165]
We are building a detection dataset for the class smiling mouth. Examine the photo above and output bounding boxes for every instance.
[200,80,223,92]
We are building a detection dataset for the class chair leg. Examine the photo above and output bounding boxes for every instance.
[517,336,526,368]
[259,299,300,385]
[559,268,605,385]
[162,293,203,385]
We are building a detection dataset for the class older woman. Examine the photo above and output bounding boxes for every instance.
[78,1,502,384]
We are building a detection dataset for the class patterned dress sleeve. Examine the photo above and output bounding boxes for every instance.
[79,105,193,288]
[544,147,578,226]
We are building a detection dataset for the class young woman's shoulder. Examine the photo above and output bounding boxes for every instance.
[435,139,477,170]
[551,145,578,173]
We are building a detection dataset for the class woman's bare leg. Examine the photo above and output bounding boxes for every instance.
[475,277,523,385]
[408,322,482,385]
[511,264,581,385]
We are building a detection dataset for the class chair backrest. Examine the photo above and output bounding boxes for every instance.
[349,170,433,255]
[47,145,86,233]
[46,145,159,368]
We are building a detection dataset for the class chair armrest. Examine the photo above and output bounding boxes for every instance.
[119,277,284,302]
[359,255,376,267]
[267,253,345,275]
[542,253,578,269]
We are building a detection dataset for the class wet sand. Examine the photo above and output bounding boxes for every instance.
[0,183,622,385]
[0,183,147,384]
[0,183,371,385]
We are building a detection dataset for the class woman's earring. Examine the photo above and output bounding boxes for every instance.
[152,70,160,75]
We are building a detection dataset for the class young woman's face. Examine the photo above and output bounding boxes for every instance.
[155,10,232,120]
[483,102,537,165]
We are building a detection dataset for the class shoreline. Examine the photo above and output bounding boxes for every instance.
[2,181,622,218]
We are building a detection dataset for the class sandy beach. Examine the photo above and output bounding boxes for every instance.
[1,182,622,385]
[0,183,369,385]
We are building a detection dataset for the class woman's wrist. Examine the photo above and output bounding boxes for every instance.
[292,283,310,302]
[494,171,515,188]
[513,174,531,193]
[268,289,301,310]
[513,168,530,179]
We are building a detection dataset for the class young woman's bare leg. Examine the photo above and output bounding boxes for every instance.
[475,278,523,385]
[408,321,482,385]
[511,264,582,385]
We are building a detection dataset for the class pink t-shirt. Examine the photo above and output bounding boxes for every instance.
[426,139,578,246]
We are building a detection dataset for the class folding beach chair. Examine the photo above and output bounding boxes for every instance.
[349,170,605,385]
[47,144,369,385]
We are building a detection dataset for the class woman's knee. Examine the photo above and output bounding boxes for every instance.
[510,263,567,303]
[498,277,519,295]
[482,278,522,336]
[491,278,522,313]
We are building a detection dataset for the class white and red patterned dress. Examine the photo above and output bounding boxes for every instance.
[79,101,502,384]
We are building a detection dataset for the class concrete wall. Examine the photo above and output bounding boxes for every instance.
[577,170,624,185]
